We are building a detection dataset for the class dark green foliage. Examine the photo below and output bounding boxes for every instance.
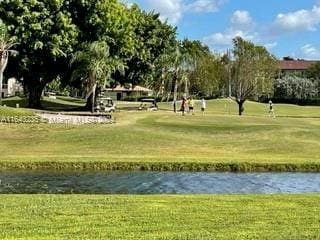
[0,0,78,108]
[115,7,177,87]
[0,0,178,108]
[2,161,320,172]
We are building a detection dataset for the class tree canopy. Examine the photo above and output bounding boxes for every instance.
[0,0,78,108]
[231,37,278,115]
[1,1,290,113]
[0,0,180,108]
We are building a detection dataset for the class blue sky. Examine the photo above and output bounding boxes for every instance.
[126,0,320,60]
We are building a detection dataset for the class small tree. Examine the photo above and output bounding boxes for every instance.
[0,21,17,105]
[231,37,278,115]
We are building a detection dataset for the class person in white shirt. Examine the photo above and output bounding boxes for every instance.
[201,98,206,115]
[268,100,275,118]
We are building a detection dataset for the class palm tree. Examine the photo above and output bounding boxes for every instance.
[0,21,17,105]
[71,41,124,112]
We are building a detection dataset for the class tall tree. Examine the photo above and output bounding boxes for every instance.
[67,0,136,58]
[188,54,224,97]
[71,41,124,111]
[180,39,222,98]
[0,20,17,105]
[0,0,78,108]
[171,39,213,111]
[231,37,278,115]
[65,0,140,91]
[114,7,177,88]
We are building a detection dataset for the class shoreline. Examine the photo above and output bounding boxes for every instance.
[1,161,320,172]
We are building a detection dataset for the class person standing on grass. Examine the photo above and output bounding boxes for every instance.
[201,98,206,115]
[188,97,195,115]
[268,100,275,118]
[180,97,187,116]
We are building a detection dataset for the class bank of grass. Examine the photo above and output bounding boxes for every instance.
[0,99,319,171]
[0,105,35,117]
[0,195,320,239]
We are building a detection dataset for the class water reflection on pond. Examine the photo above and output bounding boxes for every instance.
[0,170,320,194]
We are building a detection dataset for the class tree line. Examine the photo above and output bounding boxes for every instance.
[2,0,318,115]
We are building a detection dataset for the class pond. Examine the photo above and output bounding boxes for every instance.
[1,170,320,194]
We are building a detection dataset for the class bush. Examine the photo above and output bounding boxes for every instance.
[263,98,320,106]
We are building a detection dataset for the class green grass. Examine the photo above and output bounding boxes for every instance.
[1,195,320,239]
[0,99,319,170]
[157,98,320,117]
[2,96,85,110]
[1,100,320,240]
[0,106,34,117]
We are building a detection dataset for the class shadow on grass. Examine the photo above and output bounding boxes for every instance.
[56,96,86,105]
[3,96,86,112]
[2,97,28,108]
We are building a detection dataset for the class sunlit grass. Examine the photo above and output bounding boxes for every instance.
[0,99,319,168]
[1,195,320,240]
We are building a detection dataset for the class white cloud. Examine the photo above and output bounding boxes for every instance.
[144,0,183,25]
[203,10,278,54]
[230,10,253,29]
[123,1,134,8]
[184,0,225,13]
[264,42,278,50]
[203,10,258,50]
[142,0,226,25]
[204,29,257,47]
[301,44,320,59]
[272,5,320,34]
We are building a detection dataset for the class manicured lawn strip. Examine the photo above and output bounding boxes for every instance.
[0,195,320,240]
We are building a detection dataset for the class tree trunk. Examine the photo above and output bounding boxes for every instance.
[85,85,97,112]
[85,92,94,111]
[173,72,178,113]
[0,54,8,106]
[0,70,3,106]
[28,83,44,109]
[237,99,245,116]
[165,75,173,102]
[184,75,189,97]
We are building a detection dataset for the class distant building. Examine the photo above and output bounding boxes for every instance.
[279,58,317,76]
[106,85,153,100]
[1,78,23,98]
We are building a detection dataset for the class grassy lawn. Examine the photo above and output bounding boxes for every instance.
[0,105,34,117]
[0,99,319,169]
[1,100,320,240]
[0,195,320,239]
